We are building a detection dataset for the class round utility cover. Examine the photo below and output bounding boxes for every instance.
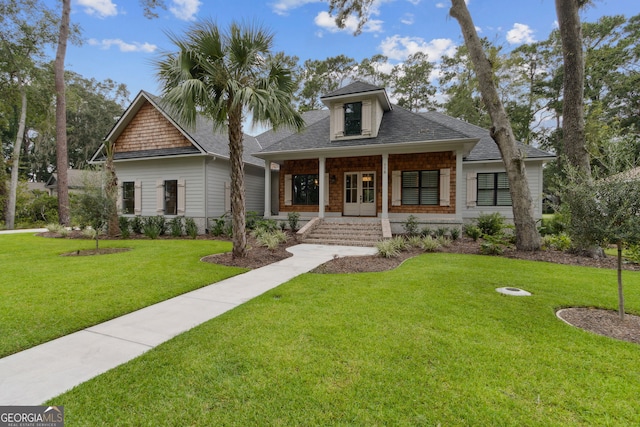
[496,287,531,296]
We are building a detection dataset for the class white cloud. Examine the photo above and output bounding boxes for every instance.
[435,2,446,7]
[271,0,322,16]
[77,0,118,18]
[314,11,383,34]
[506,23,535,45]
[401,13,414,25]
[407,0,421,5]
[169,0,201,21]
[89,38,157,53]
[379,35,456,61]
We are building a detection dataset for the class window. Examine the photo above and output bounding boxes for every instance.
[477,172,512,206]
[344,102,362,136]
[402,170,439,205]
[293,174,319,205]
[122,181,135,214]
[164,180,178,215]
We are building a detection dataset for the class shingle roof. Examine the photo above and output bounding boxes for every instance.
[419,111,555,161]
[255,110,329,148]
[258,105,473,154]
[143,92,263,167]
[321,81,385,99]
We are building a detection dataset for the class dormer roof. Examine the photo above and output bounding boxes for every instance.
[320,81,392,112]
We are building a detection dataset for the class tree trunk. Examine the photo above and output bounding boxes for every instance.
[55,0,71,226]
[450,0,540,251]
[228,102,247,258]
[6,78,28,230]
[617,242,625,321]
[555,0,590,176]
[105,143,120,237]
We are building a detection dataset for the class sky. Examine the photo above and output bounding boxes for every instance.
[48,0,637,102]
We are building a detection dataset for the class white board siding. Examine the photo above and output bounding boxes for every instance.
[115,157,206,217]
[204,159,266,219]
[461,160,545,221]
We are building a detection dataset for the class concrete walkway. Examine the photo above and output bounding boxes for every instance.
[0,243,376,405]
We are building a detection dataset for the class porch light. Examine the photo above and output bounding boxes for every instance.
[362,176,372,182]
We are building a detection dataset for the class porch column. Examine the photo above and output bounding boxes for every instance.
[319,156,326,218]
[455,150,464,222]
[381,153,389,218]
[264,159,271,217]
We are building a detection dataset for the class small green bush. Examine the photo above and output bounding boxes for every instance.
[541,233,572,251]
[130,216,143,234]
[436,235,451,247]
[407,235,423,248]
[119,217,130,239]
[82,227,97,240]
[435,227,449,237]
[402,215,420,236]
[465,225,482,241]
[390,236,407,252]
[246,211,261,230]
[184,217,198,239]
[476,212,506,236]
[421,235,441,252]
[210,215,228,236]
[421,226,433,237]
[480,234,510,255]
[376,239,401,258]
[143,216,165,239]
[169,217,184,237]
[287,212,300,232]
[450,227,461,240]
[256,230,288,250]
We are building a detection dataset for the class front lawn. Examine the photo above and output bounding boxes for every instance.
[0,233,241,358]
[50,253,640,425]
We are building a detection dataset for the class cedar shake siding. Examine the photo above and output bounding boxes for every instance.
[114,101,192,153]
[278,151,456,215]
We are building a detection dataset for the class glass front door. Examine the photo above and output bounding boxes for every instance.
[344,172,376,216]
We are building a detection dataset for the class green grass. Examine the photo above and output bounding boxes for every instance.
[0,234,241,358]
[49,253,640,426]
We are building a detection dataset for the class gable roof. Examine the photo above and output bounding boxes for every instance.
[321,81,392,111]
[255,109,329,148]
[92,90,264,167]
[419,111,555,162]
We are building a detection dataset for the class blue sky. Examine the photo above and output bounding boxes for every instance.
[51,0,637,99]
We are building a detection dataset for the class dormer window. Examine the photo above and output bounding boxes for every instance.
[344,102,362,136]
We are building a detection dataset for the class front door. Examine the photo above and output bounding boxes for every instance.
[344,172,376,216]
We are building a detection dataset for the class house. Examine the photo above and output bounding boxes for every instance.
[253,81,555,234]
[90,90,267,233]
[94,82,554,239]
[45,169,102,196]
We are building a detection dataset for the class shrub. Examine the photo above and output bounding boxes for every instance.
[376,239,401,258]
[436,235,451,247]
[47,223,65,233]
[169,217,184,237]
[421,235,441,252]
[539,214,566,236]
[465,224,482,241]
[402,215,420,236]
[407,235,423,248]
[480,234,510,255]
[541,232,572,251]
[246,211,260,230]
[130,216,143,234]
[450,227,461,240]
[255,218,279,233]
[476,212,506,236]
[184,217,198,239]
[143,216,165,239]
[119,217,130,239]
[210,215,228,236]
[256,230,288,250]
[421,226,433,237]
[279,221,287,231]
[82,227,97,240]
[287,212,300,232]
[435,227,449,237]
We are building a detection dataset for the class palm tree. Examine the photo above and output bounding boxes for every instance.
[155,20,303,258]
